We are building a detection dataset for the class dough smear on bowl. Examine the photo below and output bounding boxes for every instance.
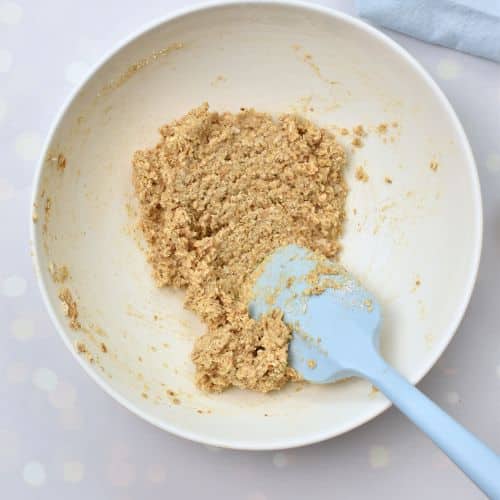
[132,103,347,393]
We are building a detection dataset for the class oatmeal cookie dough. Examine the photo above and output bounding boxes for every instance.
[133,103,347,393]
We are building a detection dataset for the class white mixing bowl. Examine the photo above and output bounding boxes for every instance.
[31,1,482,449]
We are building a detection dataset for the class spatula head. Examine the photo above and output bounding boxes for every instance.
[249,245,382,383]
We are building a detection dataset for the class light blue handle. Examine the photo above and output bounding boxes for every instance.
[357,351,500,499]
[249,244,500,495]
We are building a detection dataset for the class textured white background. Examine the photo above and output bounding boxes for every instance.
[1,0,500,499]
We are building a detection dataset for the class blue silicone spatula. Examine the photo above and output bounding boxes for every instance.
[249,244,500,498]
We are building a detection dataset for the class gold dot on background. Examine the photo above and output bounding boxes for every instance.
[10,317,35,341]
[48,381,77,409]
[14,131,42,161]
[272,452,289,468]
[435,58,462,80]
[6,361,28,384]
[0,2,23,25]
[107,460,136,488]
[0,48,12,72]
[63,461,85,483]
[32,367,58,392]
[1,275,27,297]
[369,445,390,469]
[23,461,46,487]
[60,407,83,431]
[486,153,500,173]
[145,464,167,484]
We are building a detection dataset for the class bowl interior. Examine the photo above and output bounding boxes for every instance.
[33,2,481,449]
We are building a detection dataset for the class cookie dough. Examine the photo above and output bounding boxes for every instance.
[133,103,347,392]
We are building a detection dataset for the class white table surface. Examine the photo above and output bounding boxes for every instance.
[1,1,499,498]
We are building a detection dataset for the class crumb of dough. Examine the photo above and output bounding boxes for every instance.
[377,123,388,134]
[211,74,227,86]
[301,255,348,297]
[49,263,70,283]
[166,389,182,405]
[430,160,439,171]
[57,154,66,170]
[75,341,94,363]
[76,341,87,354]
[352,137,363,148]
[340,127,349,135]
[46,152,66,170]
[196,408,211,414]
[355,165,369,182]
[384,176,393,184]
[215,75,226,82]
[44,197,51,216]
[58,288,80,329]
[307,359,317,369]
[353,125,365,136]
[133,103,347,393]
[100,342,108,353]
[95,325,107,337]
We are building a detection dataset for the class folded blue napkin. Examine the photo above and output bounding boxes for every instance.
[357,0,500,63]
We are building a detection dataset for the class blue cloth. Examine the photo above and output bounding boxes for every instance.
[357,0,500,63]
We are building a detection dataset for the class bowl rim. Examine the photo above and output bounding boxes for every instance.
[30,0,483,450]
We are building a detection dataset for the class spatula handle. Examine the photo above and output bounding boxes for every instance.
[360,353,500,498]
